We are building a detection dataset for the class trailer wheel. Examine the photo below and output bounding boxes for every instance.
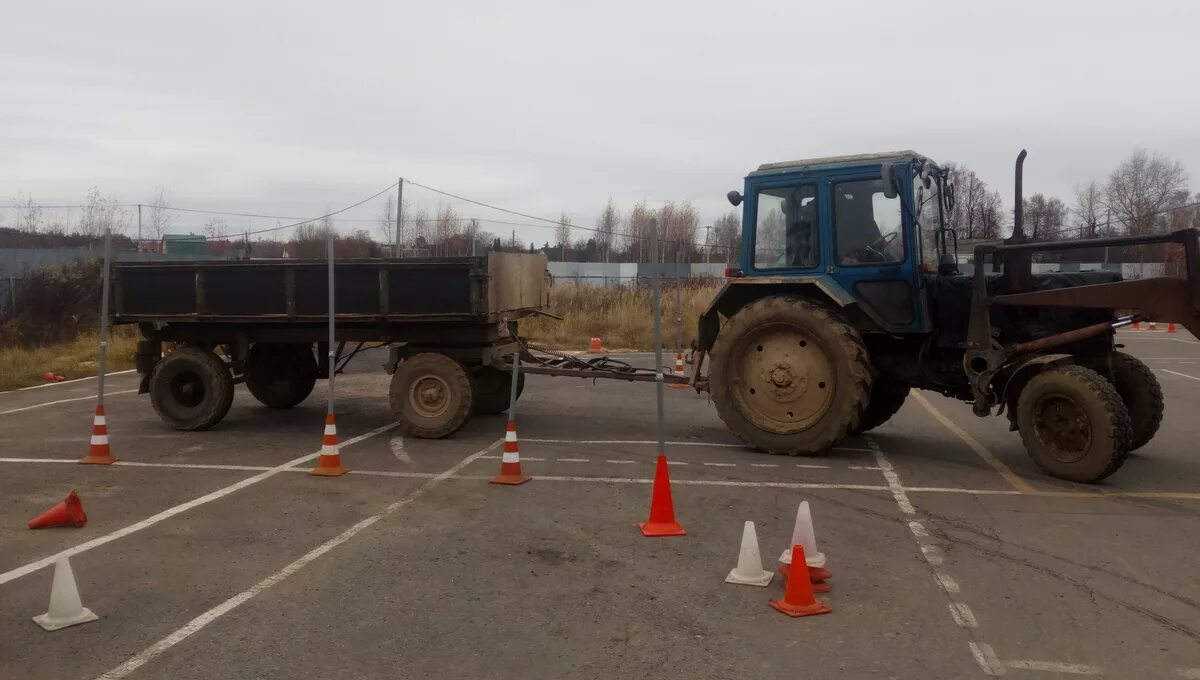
[471,366,525,415]
[1109,351,1163,451]
[854,378,910,434]
[710,295,872,454]
[149,346,235,431]
[1016,365,1132,483]
[390,353,474,438]
[244,343,318,409]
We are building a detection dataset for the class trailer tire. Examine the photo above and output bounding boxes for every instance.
[390,353,473,438]
[710,295,872,455]
[149,346,235,431]
[854,378,909,434]
[1016,365,1132,483]
[471,366,525,415]
[1109,351,1163,451]
[244,343,318,409]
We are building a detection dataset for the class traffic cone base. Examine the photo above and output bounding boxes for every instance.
[726,521,773,586]
[639,455,686,537]
[310,413,348,477]
[28,491,87,529]
[769,545,831,618]
[33,557,98,631]
[490,420,530,485]
[79,405,117,465]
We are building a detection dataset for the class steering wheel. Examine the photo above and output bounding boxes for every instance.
[854,231,898,262]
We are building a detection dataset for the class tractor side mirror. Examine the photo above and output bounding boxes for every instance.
[881,163,898,199]
[726,191,743,207]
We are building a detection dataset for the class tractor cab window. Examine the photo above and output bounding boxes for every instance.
[833,178,904,266]
[753,185,818,270]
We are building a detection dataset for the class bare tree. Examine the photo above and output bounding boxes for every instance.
[78,186,129,236]
[434,204,460,255]
[977,189,1006,240]
[1072,181,1105,239]
[625,201,653,262]
[378,195,396,245]
[406,208,430,251]
[596,198,619,262]
[12,191,43,232]
[145,187,174,240]
[554,212,571,261]
[1022,193,1067,241]
[203,217,229,239]
[1106,149,1190,236]
[943,162,991,239]
[710,211,741,263]
[657,201,699,262]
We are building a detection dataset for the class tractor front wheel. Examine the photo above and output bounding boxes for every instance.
[1016,365,1132,483]
[710,295,872,454]
[1109,351,1163,451]
[854,378,910,434]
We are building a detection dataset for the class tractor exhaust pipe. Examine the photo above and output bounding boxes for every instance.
[1000,149,1033,293]
[1012,149,1027,240]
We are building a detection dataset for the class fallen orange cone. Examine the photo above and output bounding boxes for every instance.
[78,405,117,465]
[29,491,87,529]
[639,455,686,537]
[490,419,530,485]
[770,545,831,618]
[309,412,348,476]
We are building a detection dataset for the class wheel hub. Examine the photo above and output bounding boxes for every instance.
[1033,394,1091,463]
[410,375,451,418]
[732,324,833,434]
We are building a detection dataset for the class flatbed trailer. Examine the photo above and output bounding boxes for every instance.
[112,253,555,436]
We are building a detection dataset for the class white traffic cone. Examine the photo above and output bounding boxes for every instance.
[725,521,773,586]
[33,556,98,631]
[778,500,826,569]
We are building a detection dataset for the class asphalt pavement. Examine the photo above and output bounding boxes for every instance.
[1,329,1199,679]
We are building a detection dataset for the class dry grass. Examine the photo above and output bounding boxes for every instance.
[522,281,723,351]
[0,327,138,392]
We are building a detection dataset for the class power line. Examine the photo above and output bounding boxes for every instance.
[234,181,399,238]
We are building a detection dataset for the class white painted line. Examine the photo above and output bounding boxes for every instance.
[934,572,960,593]
[453,474,890,492]
[480,455,544,461]
[522,438,743,448]
[796,464,831,469]
[849,465,883,470]
[0,389,138,417]
[604,459,638,464]
[9,369,136,392]
[832,446,873,453]
[948,602,977,628]
[867,436,917,515]
[0,422,399,586]
[749,463,778,468]
[920,544,944,566]
[912,391,1035,494]
[969,642,1005,676]
[666,460,689,466]
[1176,668,1200,679]
[95,438,500,680]
[908,521,929,537]
[1160,369,1200,382]
[702,462,737,467]
[390,435,410,464]
[556,458,590,463]
[1005,660,1103,675]
[0,457,78,464]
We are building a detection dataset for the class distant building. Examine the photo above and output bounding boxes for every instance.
[162,234,207,256]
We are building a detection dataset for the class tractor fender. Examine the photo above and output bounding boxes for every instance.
[697,276,869,352]
[995,353,1073,420]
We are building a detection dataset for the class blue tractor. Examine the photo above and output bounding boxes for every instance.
[695,150,1200,483]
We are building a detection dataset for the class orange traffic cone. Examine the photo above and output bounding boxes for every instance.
[668,352,688,389]
[1169,323,1177,333]
[78,405,117,465]
[309,412,348,476]
[42,371,55,382]
[1149,321,1158,330]
[779,563,831,593]
[639,455,686,537]
[28,491,87,529]
[490,419,531,485]
[770,545,832,617]
[1131,321,1141,330]
[588,337,602,353]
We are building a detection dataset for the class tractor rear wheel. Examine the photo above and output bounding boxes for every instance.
[854,378,910,434]
[1109,351,1163,451]
[710,295,872,455]
[1016,365,1132,483]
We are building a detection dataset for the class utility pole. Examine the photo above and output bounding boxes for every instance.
[512,229,516,252]
[394,178,404,257]
[704,224,711,264]
[137,204,143,245]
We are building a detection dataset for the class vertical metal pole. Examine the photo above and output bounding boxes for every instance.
[508,341,520,420]
[705,225,711,264]
[137,204,143,245]
[650,219,666,455]
[96,229,113,407]
[327,230,336,414]
[674,249,683,352]
[395,178,404,257]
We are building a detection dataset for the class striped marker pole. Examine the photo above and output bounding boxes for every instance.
[79,405,117,465]
[309,412,348,476]
[490,419,530,485]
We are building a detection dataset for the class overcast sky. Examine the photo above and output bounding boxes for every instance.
[2,0,1198,244]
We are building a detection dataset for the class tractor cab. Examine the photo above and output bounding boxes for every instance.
[726,151,950,334]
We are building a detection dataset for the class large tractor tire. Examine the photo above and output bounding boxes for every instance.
[1108,351,1163,451]
[471,366,525,415]
[1016,365,1132,483]
[389,352,474,438]
[244,343,318,409]
[854,378,910,434]
[710,295,873,455]
[149,346,235,431]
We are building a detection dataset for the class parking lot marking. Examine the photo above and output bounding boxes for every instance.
[0,422,399,586]
[1005,660,1104,675]
[523,438,743,448]
[1176,668,1200,679]
[868,437,917,514]
[750,463,778,468]
[921,544,944,566]
[10,368,136,392]
[605,459,638,464]
[796,464,831,469]
[0,389,138,417]
[934,572,960,593]
[912,391,1036,494]
[949,602,978,628]
[969,642,1005,676]
[390,435,410,464]
[557,458,590,463]
[702,462,736,467]
[96,438,500,680]
[1160,369,1200,382]
[908,520,929,537]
